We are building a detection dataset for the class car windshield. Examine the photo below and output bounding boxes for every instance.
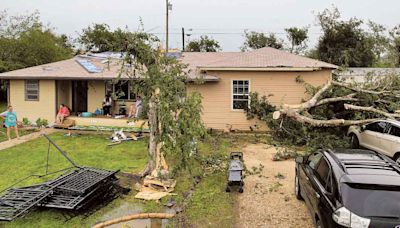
[341,183,400,219]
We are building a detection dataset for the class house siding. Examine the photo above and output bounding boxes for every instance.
[187,69,332,131]
[87,80,106,113]
[10,79,56,123]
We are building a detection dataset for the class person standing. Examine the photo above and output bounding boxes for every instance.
[1,106,19,141]
[102,94,113,117]
[135,96,143,118]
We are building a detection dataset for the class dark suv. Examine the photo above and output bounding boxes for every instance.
[295,149,400,228]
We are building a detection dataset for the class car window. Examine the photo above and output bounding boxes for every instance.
[307,153,323,170]
[389,125,400,137]
[365,122,387,133]
[315,158,330,189]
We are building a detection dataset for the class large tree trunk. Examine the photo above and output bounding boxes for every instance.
[140,97,157,177]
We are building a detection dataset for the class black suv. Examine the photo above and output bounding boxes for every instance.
[295,149,400,228]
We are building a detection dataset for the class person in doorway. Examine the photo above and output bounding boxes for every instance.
[1,106,20,141]
[55,104,70,124]
[135,96,143,118]
[102,94,113,117]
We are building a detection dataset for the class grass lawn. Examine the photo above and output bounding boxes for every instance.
[0,132,148,228]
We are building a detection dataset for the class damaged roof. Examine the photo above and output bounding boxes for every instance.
[0,47,337,81]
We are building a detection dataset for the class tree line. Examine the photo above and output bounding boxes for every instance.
[1,6,400,76]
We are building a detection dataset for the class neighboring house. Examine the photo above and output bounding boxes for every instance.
[0,47,337,131]
[336,67,400,83]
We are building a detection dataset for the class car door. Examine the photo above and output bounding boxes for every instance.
[300,152,323,212]
[307,157,335,227]
[381,124,400,157]
[360,122,387,154]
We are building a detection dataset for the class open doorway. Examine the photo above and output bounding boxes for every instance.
[72,81,88,113]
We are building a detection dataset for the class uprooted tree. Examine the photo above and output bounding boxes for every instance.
[247,73,400,151]
[119,32,206,178]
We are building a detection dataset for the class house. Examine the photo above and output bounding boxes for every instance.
[336,67,400,83]
[0,47,337,131]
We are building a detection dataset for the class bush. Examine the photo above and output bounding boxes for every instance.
[35,118,48,127]
[22,117,31,126]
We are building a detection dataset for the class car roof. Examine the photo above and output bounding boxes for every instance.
[326,149,400,185]
[370,119,400,127]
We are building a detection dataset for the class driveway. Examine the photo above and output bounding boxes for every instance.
[235,144,313,228]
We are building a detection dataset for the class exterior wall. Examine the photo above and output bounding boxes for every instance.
[10,79,56,123]
[187,69,332,131]
[56,80,71,108]
[87,80,106,112]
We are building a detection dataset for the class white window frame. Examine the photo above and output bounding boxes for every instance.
[231,79,250,111]
[25,80,39,101]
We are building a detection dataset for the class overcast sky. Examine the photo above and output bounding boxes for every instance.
[2,0,400,51]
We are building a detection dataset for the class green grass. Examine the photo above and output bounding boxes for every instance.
[0,128,38,142]
[0,132,148,228]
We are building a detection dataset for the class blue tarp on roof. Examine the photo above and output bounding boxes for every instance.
[76,59,102,73]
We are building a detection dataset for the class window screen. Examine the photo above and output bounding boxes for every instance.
[232,80,249,110]
[25,80,39,101]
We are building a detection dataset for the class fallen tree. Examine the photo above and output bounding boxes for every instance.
[246,73,400,152]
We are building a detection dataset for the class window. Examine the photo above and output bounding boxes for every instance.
[365,122,387,133]
[25,80,39,101]
[232,80,249,110]
[108,81,136,100]
[315,158,330,190]
[307,153,323,170]
[389,125,400,137]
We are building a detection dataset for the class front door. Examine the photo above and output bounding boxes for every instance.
[72,81,88,113]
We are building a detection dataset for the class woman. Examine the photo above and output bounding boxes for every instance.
[127,103,136,118]
[134,96,143,118]
[55,104,70,124]
[1,106,19,141]
[102,94,113,117]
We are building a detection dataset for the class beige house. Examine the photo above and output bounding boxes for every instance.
[0,48,337,131]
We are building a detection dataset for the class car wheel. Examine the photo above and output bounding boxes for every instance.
[350,134,359,149]
[225,186,231,192]
[394,153,400,165]
[316,219,323,228]
[295,170,303,200]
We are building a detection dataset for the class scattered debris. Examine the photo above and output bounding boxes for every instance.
[268,182,283,193]
[274,172,286,179]
[272,148,299,161]
[93,213,175,228]
[164,199,177,208]
[0,134,122,222]
[107,130,144,146]
[134,176,177,201]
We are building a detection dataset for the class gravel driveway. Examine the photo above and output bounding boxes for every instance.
[235,143,313,228]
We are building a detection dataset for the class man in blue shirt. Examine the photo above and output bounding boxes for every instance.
[1,106,20,141]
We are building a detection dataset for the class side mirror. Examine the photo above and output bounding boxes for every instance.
[295,156,304,164]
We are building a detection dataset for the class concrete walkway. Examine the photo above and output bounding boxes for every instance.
[0,128,57,151]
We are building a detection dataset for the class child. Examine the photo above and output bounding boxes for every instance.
[1,106,20,141]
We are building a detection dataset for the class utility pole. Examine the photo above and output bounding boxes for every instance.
[182,27,185,51]
[165,0,169,54]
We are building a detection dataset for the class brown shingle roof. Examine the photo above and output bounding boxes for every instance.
[0,47,337,80]
[183,47,337,69]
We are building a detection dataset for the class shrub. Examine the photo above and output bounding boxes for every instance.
[35,118,48,127]
[22,117,31,126]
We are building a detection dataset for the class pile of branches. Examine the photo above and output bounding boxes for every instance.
[247,73,400,152]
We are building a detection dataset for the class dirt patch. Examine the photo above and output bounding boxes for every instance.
[235,144,313,228]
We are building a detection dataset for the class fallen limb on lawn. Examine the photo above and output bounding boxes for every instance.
[93,213,175,228]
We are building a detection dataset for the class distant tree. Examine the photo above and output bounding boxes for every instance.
[241,31,283,51]
[285,27,308,54]
[0,11,72,73]
[315,7,375,67]
[388,25,400,67]
[185,35,221,52]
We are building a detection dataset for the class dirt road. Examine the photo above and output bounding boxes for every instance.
[235,144,313,228]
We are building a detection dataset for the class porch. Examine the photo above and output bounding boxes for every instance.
[66,116,149,132]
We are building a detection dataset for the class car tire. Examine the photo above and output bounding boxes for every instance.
[315,219,323,228]
[350,134,359,149]
[295,170,303,200]
[238,187,244,193]
[393,153,400,165]
[225,186,231,192]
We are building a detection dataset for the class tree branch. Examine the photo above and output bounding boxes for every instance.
[344,104,400,119]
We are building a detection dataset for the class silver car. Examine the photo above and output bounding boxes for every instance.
[347,120,400,163]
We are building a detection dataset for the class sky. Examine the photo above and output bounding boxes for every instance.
[2,0,400,51]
